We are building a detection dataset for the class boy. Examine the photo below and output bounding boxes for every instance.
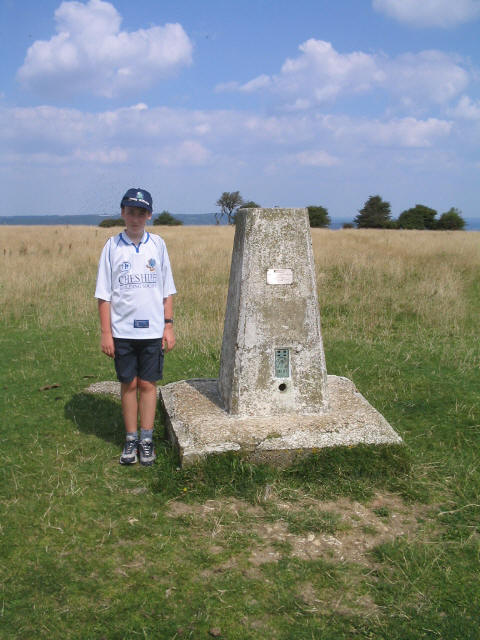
[95,188,176,465]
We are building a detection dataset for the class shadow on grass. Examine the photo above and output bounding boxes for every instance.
[65,393,124,446]
[152,444,414,505]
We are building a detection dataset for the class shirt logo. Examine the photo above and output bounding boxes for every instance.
[120,261,131,272]
[146,258,156,271]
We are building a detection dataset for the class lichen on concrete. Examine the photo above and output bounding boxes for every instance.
[218,208,328,417]
[160,375,402,466]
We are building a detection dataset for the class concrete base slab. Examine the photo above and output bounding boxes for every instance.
[160,376,402,466]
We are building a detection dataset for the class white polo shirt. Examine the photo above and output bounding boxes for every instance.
[95,231,176,339]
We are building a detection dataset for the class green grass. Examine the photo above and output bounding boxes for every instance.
[1,230,480,639]
[2,319,479,639]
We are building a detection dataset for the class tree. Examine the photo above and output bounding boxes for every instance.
[397,204,437,230]
[232,200,260,224]
[354,195,392,228]
[216,191,244,224]
[153,210,183,226]
[99,217,124,227]
[307,205,331,228]
[436,207,465,230]
[416,204,437,230]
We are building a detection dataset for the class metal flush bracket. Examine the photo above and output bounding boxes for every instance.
[275,348,290,378]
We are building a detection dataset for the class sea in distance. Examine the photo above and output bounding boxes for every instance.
[1,213,479,230]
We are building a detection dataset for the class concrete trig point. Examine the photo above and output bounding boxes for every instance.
[161,208,402,466]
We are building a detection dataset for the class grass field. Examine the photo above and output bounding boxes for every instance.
[1,225,479,639]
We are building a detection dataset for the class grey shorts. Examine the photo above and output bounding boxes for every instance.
[113,338,164,383]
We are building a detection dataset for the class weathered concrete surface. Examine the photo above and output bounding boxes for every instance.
[160,376,402,467]
[218,208,328,416]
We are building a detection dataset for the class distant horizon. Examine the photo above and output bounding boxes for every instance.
[1,211,479,230]
[2,209,479,219]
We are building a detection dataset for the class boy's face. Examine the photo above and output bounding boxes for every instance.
[121,206,152,235]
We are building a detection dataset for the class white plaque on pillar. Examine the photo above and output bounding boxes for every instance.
[267,268,293,285]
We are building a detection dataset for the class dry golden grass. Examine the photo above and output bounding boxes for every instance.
[0,226,233,352]
[1,225,478,351]
[311,228,479,339]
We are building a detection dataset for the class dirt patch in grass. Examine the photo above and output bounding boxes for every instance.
[200,557,239,578]
[248,545,282,565]
[297,581,381,617]
[276,492,429,566]
[167,492,435,570]
[167,497,264,519]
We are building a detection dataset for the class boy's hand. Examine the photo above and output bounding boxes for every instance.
[162,325,176,352]
[101,332,115,358]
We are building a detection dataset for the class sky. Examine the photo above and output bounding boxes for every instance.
[1,0,479,219]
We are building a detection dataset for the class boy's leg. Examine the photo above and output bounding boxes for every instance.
[137,378,157,466]
[119,378,140,465]
[138,378,157,431]
[135,339,163,466]
[114,338,140,434]
[114,339,149,465]
[121,378,139,433]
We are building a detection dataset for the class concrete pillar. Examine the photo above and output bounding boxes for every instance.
[218,208,328,416]
[159,207,402,466]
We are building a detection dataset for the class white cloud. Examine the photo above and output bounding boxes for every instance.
[449,95,480,119]
[218,39,383,107]
[329,116,453,147]
[1,105,89,150]
[17,0,193,98]
[278,40,383,103]
[387,51,469,106]
[373,0,480,27]
[0,104,454,181]
[295,150,339,167]
[156,140,212,167]
[219,39,470,111]
[74,147,127,163]
[216,74,272,94]
[1,103,469,217]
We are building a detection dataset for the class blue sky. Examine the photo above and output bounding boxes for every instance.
[1,0,479,219]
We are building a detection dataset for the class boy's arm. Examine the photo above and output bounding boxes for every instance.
[162,295,175,352]
[98,299,115,358]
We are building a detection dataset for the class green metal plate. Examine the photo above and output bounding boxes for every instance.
[275,349,290,378]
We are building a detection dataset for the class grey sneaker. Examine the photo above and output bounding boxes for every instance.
[120,438,138,465]
[138,439,156,466]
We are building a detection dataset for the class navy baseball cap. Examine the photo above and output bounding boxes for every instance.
[120,188,153,213]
